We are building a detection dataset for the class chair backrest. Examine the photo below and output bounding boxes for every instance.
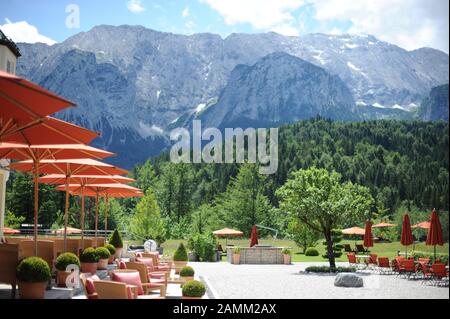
[94,280,129,299]
[418,258,430,264]
[347,253,357,263]
[94,237,105,247]
[431,263,447,277]
[125,261,149,284]
[356,244,365,252]
[80,273,100,299]
[369,254,378,264]
[66,239,80,255]
[4,237,26,245]
[0,244,19,286]
[403,259,415,271]
[53,239,65,257]
[78,239,93,252]
[377,257,390,268]
[20,240,55,270]
[344,244,352,252]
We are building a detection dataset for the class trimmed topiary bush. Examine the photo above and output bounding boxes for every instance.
[233,246,241,254]
[305,265,356,273]
[55,253,80,271]
[109,229,123,248]
[95,247,111,259]
[80,247,99,263]
[305,247,319,256]
[282,248,292,255]
[182,280,206,298]
[180,266,195,277]
[104,244,116,256]
[174,243,188,262]
[16,257,52,283]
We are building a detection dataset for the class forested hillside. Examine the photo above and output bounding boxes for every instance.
[6,119,449,239]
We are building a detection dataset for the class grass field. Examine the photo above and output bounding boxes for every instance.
[153,238,449,262]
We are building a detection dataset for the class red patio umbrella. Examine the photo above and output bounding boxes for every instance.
[4,144,113,254]
[39,173,133,249]
[401,213,414,258]
[56,183,143,241]
[363,220,373,249]
[426,209,444,260]
[250,225,258,247]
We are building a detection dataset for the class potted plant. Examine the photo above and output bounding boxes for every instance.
[180,266,195,281]
[104,244,116,264]
[282,248,292,265]
[181,280,206,299]
[95,247,111,270]
[55,252,80,287]
[173,243,188,274]
[232,246,241,264]
[16,257,52,299]
[80,247,99,274]
[109,229,123,259]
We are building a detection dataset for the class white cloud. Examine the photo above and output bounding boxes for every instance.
[311,0,449,53]
[182,7,190,18]
[127,0,145,14]
[0,19,57,45]
[201,0,305,34]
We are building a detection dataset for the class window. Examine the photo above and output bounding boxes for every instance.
[6,60,12,73]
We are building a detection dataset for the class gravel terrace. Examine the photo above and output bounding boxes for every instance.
[192,262,449,299]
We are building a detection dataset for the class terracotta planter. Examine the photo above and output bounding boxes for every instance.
[18,281,47,299]
[174,261,188,274]
[114,248,123,259]
[182,296,203,299]
[56,271,71,287]
[233,253,240,264]
[80,262,98,274]
[97,258,109,270]
[283,254,291,265]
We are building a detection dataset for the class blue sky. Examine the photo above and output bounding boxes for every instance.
[1,0,448,52]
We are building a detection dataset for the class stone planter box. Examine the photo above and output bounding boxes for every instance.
[226,247,283,264]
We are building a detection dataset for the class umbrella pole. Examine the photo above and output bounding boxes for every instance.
[33,162,39,255]
[80,185,85,249]
[63,180,70,252]
[104,194,109,240]
[95,192,99,245]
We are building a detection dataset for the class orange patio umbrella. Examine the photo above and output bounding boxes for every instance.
[1,70,75,139]
[3,227,20,235]
[412,221,431,229]
[53,226,82,235]
[401,213,414,258]
[4,144,113,254]
[426,209,444,260]
[56,183,143,241]
[341,227,365,236]
[11,158,125,251]
[363,220,374,249]
[39,174,134,247]
[372,222,397,228]
[213,228,243,247]
[250,225,258,247]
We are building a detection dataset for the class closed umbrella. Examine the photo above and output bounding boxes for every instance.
[426,209,444,260]
[363,220,373,249]
[401,213,414,258]
[4,144,113,254]
[39,173,133,249]
[250,225,258,247]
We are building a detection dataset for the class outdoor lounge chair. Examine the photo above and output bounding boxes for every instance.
[346,253,359,268]
[94,280,161,299]
[125,261,168,289]
[343,244,354,253]
[398,259,416,279]
[377,257,392,274]
[391,256,405,273]
[355,244,369,254]
[142,252,172,272]
[80,273,99,299]
[111,269,166,298]
[423,263,448,285]
[134,258,168,281]
[0,243,19,298]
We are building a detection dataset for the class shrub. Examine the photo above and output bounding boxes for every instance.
[412,251,449,264]
[182,280,206,298]
[305,247,319,256]
[95,247,111,259]
[80,247,99,263]
[187,233,216,262]
[173,243,188,262]
[233,246,241,254]
[55,253,80,271]
[16,257,52,283]
[305,266,356,273]
[282,248,292,255]
[104,244,116,256]
[109,229,123,248]
[180,266,195,277]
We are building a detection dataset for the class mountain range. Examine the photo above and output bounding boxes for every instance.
[16,25,449,167]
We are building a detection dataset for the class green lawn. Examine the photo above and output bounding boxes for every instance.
[152,238,449,262]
